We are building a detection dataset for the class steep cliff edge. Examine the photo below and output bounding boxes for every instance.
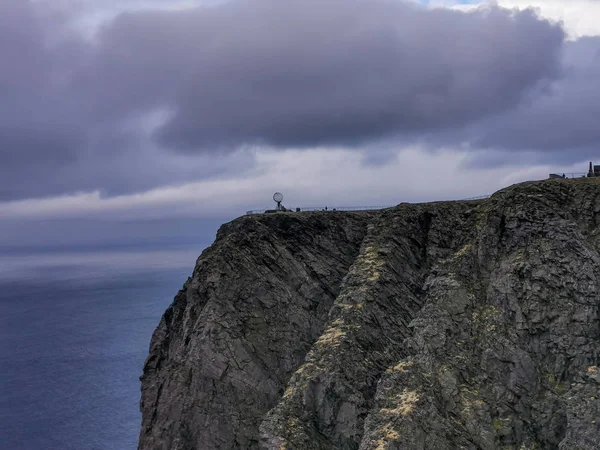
[139,179,600,450]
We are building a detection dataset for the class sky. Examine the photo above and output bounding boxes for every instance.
[1,0,600,252]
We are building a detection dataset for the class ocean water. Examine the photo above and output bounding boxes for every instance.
[0,248,201,450]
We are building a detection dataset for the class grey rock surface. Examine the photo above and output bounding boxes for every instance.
[139,179,600,450]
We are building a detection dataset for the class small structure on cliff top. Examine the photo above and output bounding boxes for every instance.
[273,192,284,210]
[549,161,600,179]
[588,161,600,177]
[265,192,287,213]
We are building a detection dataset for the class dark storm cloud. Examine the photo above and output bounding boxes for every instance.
[0,2,74,156]
[0,0,88,196]
[461,37,600,163]
[82,0,565,150]
[2,0,599,202]
[0,1,229,201]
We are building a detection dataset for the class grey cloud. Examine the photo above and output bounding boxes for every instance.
[0,1,86,173]
[84,0,564,150]
[1,0,596,204]
[0,1,240,201]
[461,37,600,162]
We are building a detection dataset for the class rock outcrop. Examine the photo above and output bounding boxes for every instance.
[139,179,600,450]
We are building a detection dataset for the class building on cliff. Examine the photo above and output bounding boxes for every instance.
[550,161,600,179]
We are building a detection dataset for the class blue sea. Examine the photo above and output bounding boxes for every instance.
[0,246,203,450]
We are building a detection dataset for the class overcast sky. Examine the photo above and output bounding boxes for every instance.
[1,0,599,252]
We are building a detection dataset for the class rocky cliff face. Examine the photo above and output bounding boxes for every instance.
[139,179,600,450]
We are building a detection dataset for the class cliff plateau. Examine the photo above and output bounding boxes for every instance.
[139,179,600,450]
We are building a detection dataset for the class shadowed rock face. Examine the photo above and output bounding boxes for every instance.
[139,179,600,450]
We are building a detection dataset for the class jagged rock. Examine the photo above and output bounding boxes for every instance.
[138,179,600,450]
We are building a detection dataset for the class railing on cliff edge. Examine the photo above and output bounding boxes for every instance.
[245,194,491,215]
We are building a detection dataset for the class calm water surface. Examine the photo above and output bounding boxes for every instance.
[0,248,200,450]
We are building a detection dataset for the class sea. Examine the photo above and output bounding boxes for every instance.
[0,244,206,450]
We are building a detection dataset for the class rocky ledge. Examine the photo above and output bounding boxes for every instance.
[138,179,600,450]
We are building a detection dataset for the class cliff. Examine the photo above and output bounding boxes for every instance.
[138,179,600,450]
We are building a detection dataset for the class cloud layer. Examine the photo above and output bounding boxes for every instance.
[0,0,599,204]
[0,147,584,221]
[466,37,600,159]
[73,0,566,152]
